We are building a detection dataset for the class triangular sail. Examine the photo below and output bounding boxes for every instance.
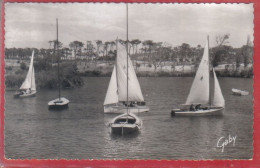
[185,43,209,105]
[20,50,36,91]
[31,66,36,91]
[104,66,119,105]
[116,42,144,102]
[212,68,225,107]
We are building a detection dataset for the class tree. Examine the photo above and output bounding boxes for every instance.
[212,45,233,67]
[241,35,253,69]
[179,43,192,72]
[96,40,103,56]
[62,47,70,60]
[20,62,27,71]
[212,33,230,67]
[53,40,63,49]
[48,41,53,49]
[69,41,84,60]
[104,41,110,56]
[132,39,141,54]
[216,34,230,46]
[150,42,171,71]
[110,41,116,52]
[142,40,155,62]
[236,55,242,70]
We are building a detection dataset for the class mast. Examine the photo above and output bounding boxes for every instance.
[30,52,33,89]
[116,37,119,98]
[207,35,211,106]
[126,4,129,115]
[57,18,61,100]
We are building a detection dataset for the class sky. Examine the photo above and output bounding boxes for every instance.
[5,3,254,49]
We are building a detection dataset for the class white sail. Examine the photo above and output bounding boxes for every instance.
[116,42,144,102]
[212,68,225,107]
[185,43,209,105]
[104,66,119,105]
[31,66,36,91]
[20,50,36,91]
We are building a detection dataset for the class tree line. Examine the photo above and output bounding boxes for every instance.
[5,34,253,69]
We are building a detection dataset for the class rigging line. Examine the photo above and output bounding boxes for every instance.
[207,35,211,107]
[57,18,61,100]
[126,4,129,115]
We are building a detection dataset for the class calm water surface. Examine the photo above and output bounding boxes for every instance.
[5,77,253,160]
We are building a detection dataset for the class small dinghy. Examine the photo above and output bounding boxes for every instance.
[109,113,142,135]
[14,50,36,98]
[171,37,225,117]
[48,19,69,110]
[48,97,69,110]
[109,5,143,135]
[232,88,249,96]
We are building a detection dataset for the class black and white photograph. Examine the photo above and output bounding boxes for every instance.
[4,3,253,160]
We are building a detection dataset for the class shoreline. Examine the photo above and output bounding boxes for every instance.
[5,74,253,90]
[5,60,253,89]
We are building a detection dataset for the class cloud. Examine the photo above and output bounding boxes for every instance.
[5,3,253,48]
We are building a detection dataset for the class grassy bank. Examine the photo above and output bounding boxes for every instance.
[5,62,84,89]
[5,60,253,89]
[78,68,253,78]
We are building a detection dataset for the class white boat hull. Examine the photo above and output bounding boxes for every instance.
[109,113,142,135]
[232,88,249,96]
[14,91,36,98]
[104,105,149,114]
[48,97,69,110]
[171,107,224,117]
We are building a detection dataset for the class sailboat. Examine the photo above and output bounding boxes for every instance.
[48,19,69,110]
[109,4,144,135]
[171,37,225,117]
[103,42,149,113]
[14,50,36,98]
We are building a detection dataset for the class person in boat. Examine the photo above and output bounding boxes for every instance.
[190,104,195,111]
[130,102,134,107]
[26,88,31,94]
[122,101,127,107]
[20,90,26,95]
[195,104,201,111]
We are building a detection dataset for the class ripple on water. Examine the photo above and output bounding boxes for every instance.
[5,77,253,160]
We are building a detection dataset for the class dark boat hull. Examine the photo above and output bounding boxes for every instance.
[48,104,69,110]
[48,97,70,110]
[111,126,139,135]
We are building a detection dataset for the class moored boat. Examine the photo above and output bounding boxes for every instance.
[171,37,225,117]
[109,113,142,135]
[103,44,149,114]
[48,19,69,110]
[14,50,36,98]
[232,88,249,96]
[48,97,69,110]
[109,5,143,135]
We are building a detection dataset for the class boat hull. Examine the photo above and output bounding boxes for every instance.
[171,107,224,117]
[14,91,36,98]
[232,89,249,96]
[48,97,69,110]
[109,113,142,135]
[104,105,149,114]
[111,124,139,135]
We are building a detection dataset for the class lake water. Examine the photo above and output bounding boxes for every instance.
[5,77,253,160]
